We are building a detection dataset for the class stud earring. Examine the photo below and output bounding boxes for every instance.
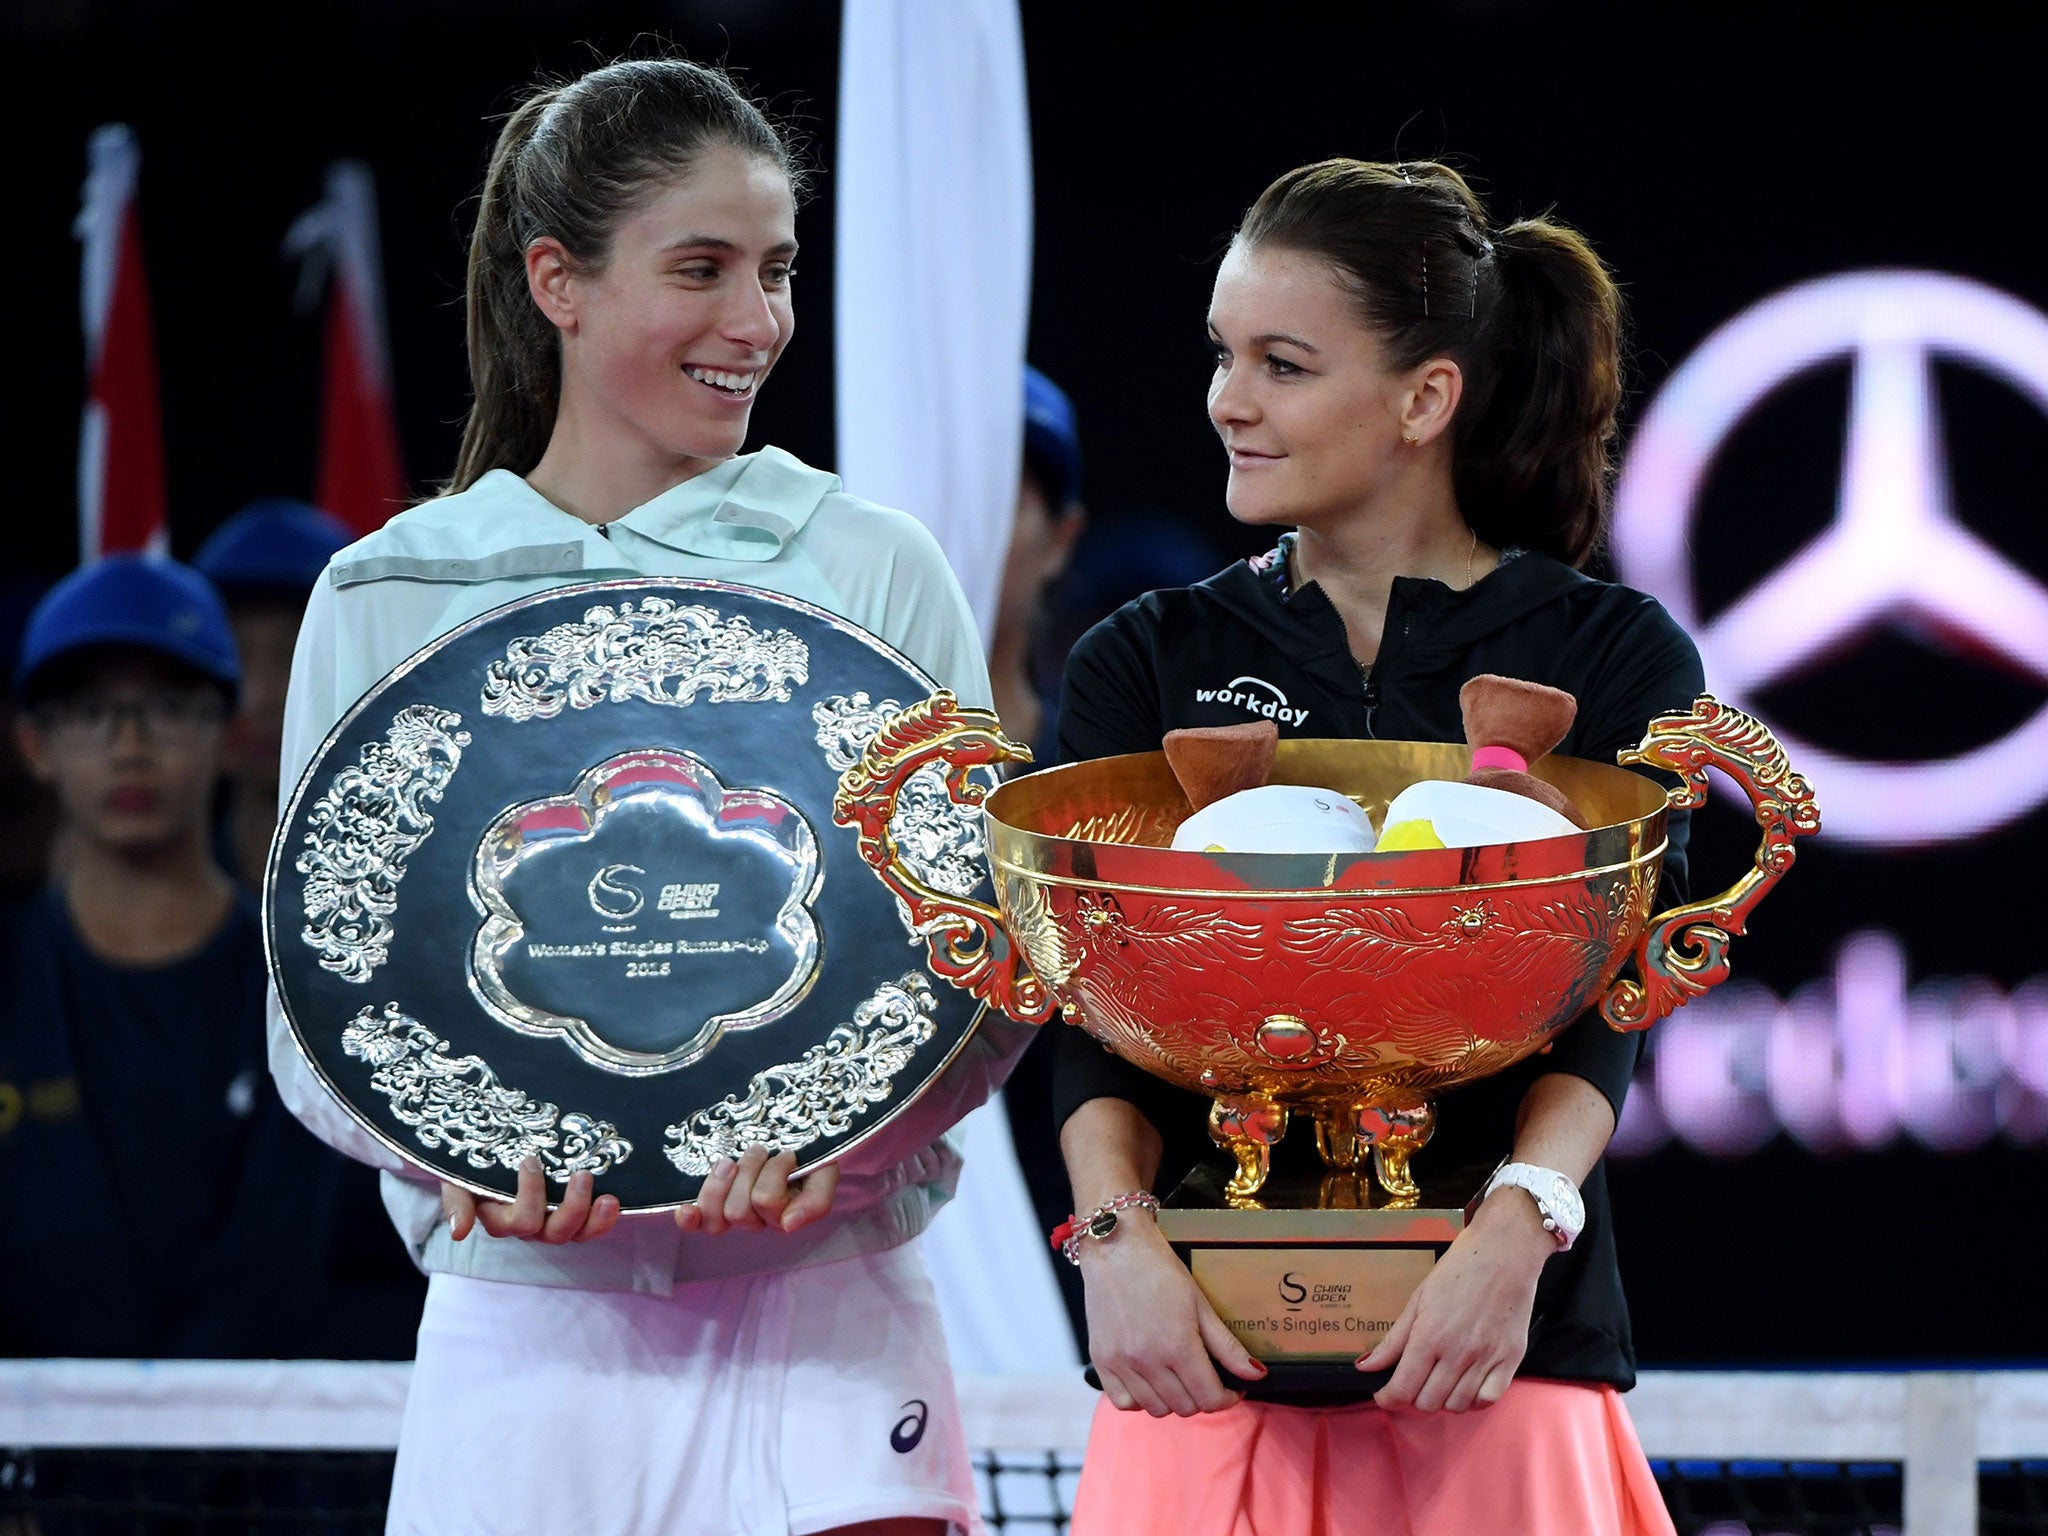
[1402,432,1420,447]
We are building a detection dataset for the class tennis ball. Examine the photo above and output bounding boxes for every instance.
[1376,818,1448,852]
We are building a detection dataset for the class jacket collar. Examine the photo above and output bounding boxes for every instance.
[1202,535,1588,694]
[484,447,840,564]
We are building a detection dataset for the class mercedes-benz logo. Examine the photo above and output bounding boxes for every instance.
[1614,270,2048,845]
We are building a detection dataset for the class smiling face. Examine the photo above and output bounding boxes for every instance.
[1207,241,1449,531]
[546,146,798,473]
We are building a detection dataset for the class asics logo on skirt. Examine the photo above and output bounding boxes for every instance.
[890,1398,929,1453]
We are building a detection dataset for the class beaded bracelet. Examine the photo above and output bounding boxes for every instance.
[1049,1191,1161,1265]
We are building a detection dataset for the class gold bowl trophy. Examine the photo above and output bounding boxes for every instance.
[959,696,1818,1396]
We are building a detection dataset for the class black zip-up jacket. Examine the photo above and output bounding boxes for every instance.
[1052,538,1705,1390]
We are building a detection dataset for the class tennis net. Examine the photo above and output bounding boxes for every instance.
[5,1362,2044,1533]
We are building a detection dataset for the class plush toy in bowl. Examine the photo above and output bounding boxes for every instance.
[1162,675,1589,855]
[1162,720,1378,854]
[1171,782,1379,854]
[1376,675,1588,849]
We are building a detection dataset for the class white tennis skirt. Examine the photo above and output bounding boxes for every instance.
[385,1241,981,1536]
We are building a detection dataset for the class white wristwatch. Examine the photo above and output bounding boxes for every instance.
[1483,1162,1585,1251]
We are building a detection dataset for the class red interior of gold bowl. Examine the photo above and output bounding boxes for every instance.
[984,738,1671,895]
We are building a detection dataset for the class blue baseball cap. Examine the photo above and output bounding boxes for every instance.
[0,575,55,697]
[13,555,241,700]
[1023,365,1082,509]
[193,497,353,594]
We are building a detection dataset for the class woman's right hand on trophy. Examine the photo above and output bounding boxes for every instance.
[1081,1212,1267,1417]
[674,1145,841,1235]
[442,1160,621,1244]
[1065,1097,1265,1415]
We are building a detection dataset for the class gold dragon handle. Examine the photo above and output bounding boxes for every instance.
[1599,694,1821,1032]
[832,691,1055,1025]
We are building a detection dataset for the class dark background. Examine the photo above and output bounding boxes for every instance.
[7,0,2046,1366]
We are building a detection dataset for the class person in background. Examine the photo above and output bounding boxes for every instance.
[192,498,354,891]
[194,500,435,1358]
[988,366,1087,763]
[0,557,352,1356]
[0,578,60,904]
[1032,509,1227,703]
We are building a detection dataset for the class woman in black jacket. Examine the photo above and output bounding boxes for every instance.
[1054,160,1700,1535]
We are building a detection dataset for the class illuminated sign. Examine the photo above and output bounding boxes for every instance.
[1611,932,2048,1158]
[1613,270,2048,846]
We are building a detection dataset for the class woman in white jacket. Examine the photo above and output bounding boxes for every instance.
[268,57,1026,1536]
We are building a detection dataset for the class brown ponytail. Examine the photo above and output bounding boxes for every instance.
[1235,159,1624,568]
[448,59,806,493]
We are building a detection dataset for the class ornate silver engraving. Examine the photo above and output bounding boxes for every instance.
[298,705,470,984]
[892,763,986,898]
[662,974,937,1173]
[813,691,904,771]
[481,597,810,721]
[814,694,988,935]
[341,1003,632,1180]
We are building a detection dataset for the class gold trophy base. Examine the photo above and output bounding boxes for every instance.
[1156,1159,1490,1401]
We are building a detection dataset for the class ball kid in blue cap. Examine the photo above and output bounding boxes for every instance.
[14,555,240,704]
[1023,365,1083,511]
[193,498,353,597]
[189,499,351,890]
[12,554,241,879]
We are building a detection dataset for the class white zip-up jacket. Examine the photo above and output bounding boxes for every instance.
[267,447,1033,1295]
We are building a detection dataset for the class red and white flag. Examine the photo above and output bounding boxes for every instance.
[286,161,408,535]
[75,123,168,563]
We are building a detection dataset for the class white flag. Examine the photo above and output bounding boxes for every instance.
[836,0,1076,1375]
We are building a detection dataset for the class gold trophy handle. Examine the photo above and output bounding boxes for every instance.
[833,691,1055,1025]
[1599,695,1820,1032]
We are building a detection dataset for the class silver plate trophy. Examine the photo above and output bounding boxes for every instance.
[265,579,1050,1212]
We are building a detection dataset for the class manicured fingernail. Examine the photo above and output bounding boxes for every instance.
[713,1158,736,1177]
[521,1156,541,1174]
[1243,1360,1268,1378]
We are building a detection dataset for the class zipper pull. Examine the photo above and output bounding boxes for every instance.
[1361,678,1378,739]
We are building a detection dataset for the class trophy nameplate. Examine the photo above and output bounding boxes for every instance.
[267,579,1045,1213]
[1158,1162,1485,1397]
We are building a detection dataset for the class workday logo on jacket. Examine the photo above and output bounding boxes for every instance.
[1193,675,1310,728]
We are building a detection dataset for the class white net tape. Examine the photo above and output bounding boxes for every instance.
[5,1363,2045,1531]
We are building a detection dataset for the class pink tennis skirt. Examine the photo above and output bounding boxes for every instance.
[1070,1378,1676,1536]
